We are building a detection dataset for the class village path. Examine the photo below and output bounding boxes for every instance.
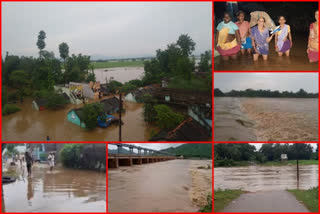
[220,190,310,213]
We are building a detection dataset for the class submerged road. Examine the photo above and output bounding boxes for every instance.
[220,190,309,213]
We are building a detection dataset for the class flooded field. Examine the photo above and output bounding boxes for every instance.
[214,36,318,71]
[214,165,318,192]
[2,163,106,212]
[214,97,318,141]
[94,67,144,84]
[108,159,212,212]
[2,98,154,141]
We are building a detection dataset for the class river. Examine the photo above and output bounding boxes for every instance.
[214,97,318,141]
[94,67,144,84]
[214,165,318,192]
[108,159,212,212]
[2,163,106,212]
[214,35,318,71]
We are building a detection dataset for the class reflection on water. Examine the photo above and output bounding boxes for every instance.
[2,99,153,141]
[214,165,318,192]
[2,163,106,212]
[108,160,212,212]
[214,36,318,71]
[214,97,318,141]
[94,67,144,84]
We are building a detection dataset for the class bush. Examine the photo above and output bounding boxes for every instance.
[45,92,69,110]
[154,104,184,129]
[83,103,104,129]
[8,92,19,102]
[120,83,137,94]
[86,72,96,83]
[128,79,144,87]
[2,104,21,115]
[60,144,84,168]
[108,80,123,93]
[142,94,157,122]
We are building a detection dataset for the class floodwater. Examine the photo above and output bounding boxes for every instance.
[214,97,318,141]
[214,35,318,71]
[2,98,154,141]
[94,67,144,84]
[2,163,106,212]
[214,165,318,192]
[108,159,212,212]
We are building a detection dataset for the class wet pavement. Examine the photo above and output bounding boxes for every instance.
[108,159,212,212]
[2,162,106,212]
[214,165,318,192]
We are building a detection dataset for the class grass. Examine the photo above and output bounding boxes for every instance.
[168,75,211,92]
[261,160,318,166]
[200,192,212,212]
[90,60,144,69]
[287,187,318,212]
[214,189,244,212]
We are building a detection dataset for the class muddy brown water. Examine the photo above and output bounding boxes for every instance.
[214,97,318,141]
[94,67,144,84]
[108,159,212,212]
[2,98,154,141]
[214,165,318,192]
[214,35,318,71]
[2,163,106,212]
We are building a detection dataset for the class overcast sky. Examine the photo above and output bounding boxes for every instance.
[250,143,318,151]
[214,73,318,93]
[2,2,212,59]
[108,143,184,151]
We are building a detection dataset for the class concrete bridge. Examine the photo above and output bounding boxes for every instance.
[108,143,176,168]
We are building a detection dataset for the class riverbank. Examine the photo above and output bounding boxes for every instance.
[91,60,144,69]
[214,159,318,167]
[288,187,318,212]
[214,189,243,212]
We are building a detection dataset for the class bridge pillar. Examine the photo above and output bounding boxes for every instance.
[138,148,141,155]
[133,157,142,165]
[119,158,133,166]
[129,146,133,154]
[142,157,149,164]
[117,145,122,154]
[108,158,119,168]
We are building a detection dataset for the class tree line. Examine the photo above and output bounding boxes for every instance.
[214,143,318,166]
[214,88,318,98]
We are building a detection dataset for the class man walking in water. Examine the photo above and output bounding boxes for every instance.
[25,151,33,177]
[48,152,55,171]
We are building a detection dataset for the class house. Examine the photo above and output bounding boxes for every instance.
[67,108,86,128]
[32,98,48,111]
[124,85,158,102]
[149,117,210,141]
[100,97,120,114]
[69,82,94,99]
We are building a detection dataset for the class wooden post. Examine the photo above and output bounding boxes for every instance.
[297,159,299,181]
[119,93,122,142]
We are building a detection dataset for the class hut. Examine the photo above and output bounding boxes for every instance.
[100,97,120,114]
[67,108,86,128]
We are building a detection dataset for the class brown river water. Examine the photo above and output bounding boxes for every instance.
[2,98,153,141]
[214,97,318,141]
[94,67,144,84]
[214,35,318,71]
[108,159,212,212]
[2,163,106,212]
[214,165,318,192]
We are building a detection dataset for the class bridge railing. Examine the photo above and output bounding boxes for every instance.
[108,143,176,157]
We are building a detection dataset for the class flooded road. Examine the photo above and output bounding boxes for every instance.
[214,165,318,192]
[2,163,106,212]
[214,97,318,141]
[214,35,318,71]
[108,160,212,212]
[2,99,154,141]
[94,67,144,84]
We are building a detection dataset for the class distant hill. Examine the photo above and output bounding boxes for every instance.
[161,144,212,158]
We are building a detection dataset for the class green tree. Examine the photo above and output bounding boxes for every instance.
[83,103,104,130]
[154,104,184,129]
[59,42,69,63]
[177,34,196,57]
[86,73,96,83]
[199,50,212,72]
[45,92,69,110]
[9,70,28,89]
[36,30,46,57]
[142,94,157,122]
[174,56,192,80]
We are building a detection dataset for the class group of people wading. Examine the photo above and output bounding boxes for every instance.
[215,10,319,63]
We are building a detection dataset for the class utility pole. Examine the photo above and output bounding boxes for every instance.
[119,93,122,142]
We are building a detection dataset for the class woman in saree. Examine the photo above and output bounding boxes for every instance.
[215,12,241,60]
[307,10,318,63]
[275,16,293,56]
[236,11,252,55]
[251,17,275,61]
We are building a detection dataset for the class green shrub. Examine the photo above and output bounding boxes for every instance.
[60,144,84,168]
[154,104,184,129]
[2,104,21,115]
[45,92,69,109]
[142,94,157,122]
[83,103,104,129]
[120,83,137,94]
[128,79,144,87]
[108,80,123,93]
[86,73,96,83]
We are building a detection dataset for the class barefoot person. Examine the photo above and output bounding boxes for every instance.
[215,12,241,61]
[307,10,318,63]
[275,16,292,56]
[236,11,252,54]
[48,152,55,171]
[251,17,275,61]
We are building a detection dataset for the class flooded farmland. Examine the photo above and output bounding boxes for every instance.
[2,163,106,212]
[108,159,212,212]
[214,97,318,141]
[214,165,318,192]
